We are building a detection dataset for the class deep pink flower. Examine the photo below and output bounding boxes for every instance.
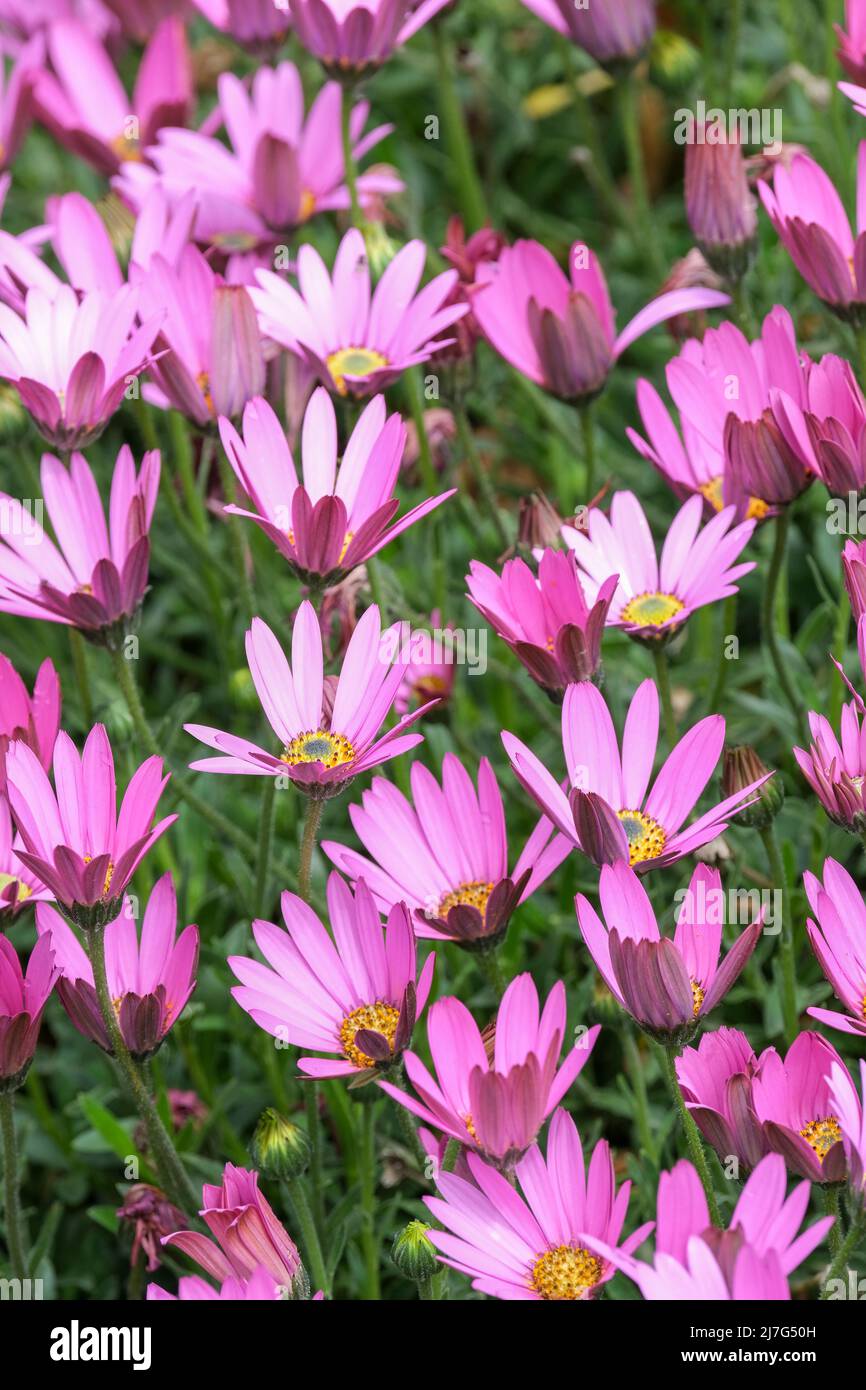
[0,653,60,789]
[803,856,866,1038]
[35,873,198,1060]
[518,0,655,67]
[0,797,51,914]
[120,64,399,249]
[104,0,190,42]
[759,144,866,325]
[288,0,450,76]
[192,0,290,52]
[393,610,456,714]
[837,0,866,83]
[380,973,600,1169]
[575,861,761,1043]
[503,678,771,873]
[585,1154,833,1300]
[0,35,43,170]
[844,537,866,619]
[829,1058,866,1198]
[148,1265,284,1300]
[251,228,467,397]
[675,1026,767,1173]
[0,932,57,1089]
[218,389,453,587]
[5,724,176,929]
[322,753,570,946]
[0,284,163,450]
[434,216,505,362]
[162,1164,303,1291]
[117,1182,185,1273]
[425,1108,652,1300]
[229,873,434,1080]
[185,602,433,797]
[794,700,866,831]
[801,351,866,493]
[471,238,729,403]
[684,126,758,280]
[33,16,192,175]
[0,446,159,642]
[561,490,755,643]
[466,550,616,694]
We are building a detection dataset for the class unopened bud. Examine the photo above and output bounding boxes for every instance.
[250,1108,311,1181]
[391,1220,439,1284]
[722,747,784,829]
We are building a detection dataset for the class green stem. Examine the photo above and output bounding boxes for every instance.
[0,1092,28,1280]
[761,512,807,739]
[707,593,738,715]
[658,1043,722,1227]
[404,369,439,495]
[579,402,596,502]
[829,576,851,730]
[417,1275,435,1299]
[359,1101,380,1299]
[475,947,507,1000]
[441,1137,461,1174]
[454,401,509,551]
[254,776,277,918]
[653,646,677,746]
[305,1084,325,1232]
[392,1088,428,1169]
[86,921,197,1213]
[760,824,798,1045]
[722,0,743,104]
[432,19,487,231]
[285,1178,330,1298]
[340,83,365,231]
[825,1183,843,1258]
[624,1029,657,1166]
[215,442,255,623]
[617,75,664,279]
[365,557,389,627]
[820,1214,866,1298]
[68,630,94,729]
[298,798,323,906]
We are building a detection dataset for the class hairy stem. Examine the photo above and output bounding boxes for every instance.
[0,1092,28,1280]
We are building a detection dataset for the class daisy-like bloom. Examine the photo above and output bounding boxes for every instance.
[629,307,814,515]
[0,932,57,1091]
[794,700,866,831]
[844,537,866,620]
[837,0,866,84]
[393,610,456,714]
[117,1182,185,1273]
[560,490,755,644]
[137,247,265,426]
[379,974,600,1170]
[503,678,771,874]
[585,1154,833,1301]
[33,16,192,175]
[288,0,450,77]
[120,64,400,250]
[471,238,729,404]
[162,1164,304,1295]
[0,36,43,171]
[148,1266,285,1301]
[466,550,617,696]
[218,390,453,588]
[229,873,434,1082]
[675,1026,768,1174]
[434,217,505,363]
[35,874,199,1061]
[0,284,163,451]
[192,0,291,52]
[518,0,655,68]
[684,125,757,283]
[104,1,191,43]
[801,351,866,494]
[0,653,60,789]
[575,861,761,1045]
[829,1058,866,1200]
[322,753,571,947]
[424,1108,653,1301]
[803,857,866,1039]
[0,446,159,645]
[250,228,468,398]
[759,144,866,326]
[185,602,433,799]
[4,724,176,932]
[0,798,51,915]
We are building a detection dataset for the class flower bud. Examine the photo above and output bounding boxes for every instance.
[722,747,784,829]
[685,129,758,283]
[391,1219,439,1285]
[250,1108,312,1181]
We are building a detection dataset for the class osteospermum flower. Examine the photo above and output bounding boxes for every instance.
[0,285,163,450]
[518,0,656,68]
[229,873,434,1080]
[0,932,57,1090]
[684,125,757,282]
[0,446,159,644]
[584,1154,833,1301]
[502,678,771,873]
[322,753,570,946]
[837,0,866,84]
[471,238,729,404]
[675,1027,767,1174]
[575,861,761,1044]
[289,0,450,76]
[800,351,866,494]
[393,610,456,714]
[844,539,866,620]
[466,550,617,695]
[794,701,866,831]
[148,1266,284,1301]
[5,724,176,931]
[250,228,468,398]
[192,0,292,52]
[425,1108,653,1301]
[561,491,755,643]
[35,874,199,1061]
[185,602,433,797]
[380,974,600,1169]
[803,857,866,1038]
[828,1058,866,1198]
[0,653,60,789]
[218,390,453,588]
[0,798,51,915]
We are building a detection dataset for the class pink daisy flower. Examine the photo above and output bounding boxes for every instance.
[191,0,292,52]
[0,652,61,789]
[424,1107,653,1301]
[4,723,176,931]
[35,873,199,1061]
[322,753,570,947]
[228,872,434,1082]
[0,284,163,450]
[561,490,755,643]
[575,861,762,1044]
[502,678,771,873]
[379,973,600,1169]
[288,0,451,76]
[828,1058,866,1198]
[148,1266,285,1301]
[518,0,656,68]
[393,610,456,714]
[0,797,51,915]
[218,389,453,588]
[250,228,468,398]
[0,931,58,1090]
[185,601,433,798]
[837,0,866,84]
[0,446,159,643]
[675,1026,767,1174]
[803,857,866,1039]
[794,700,866,831]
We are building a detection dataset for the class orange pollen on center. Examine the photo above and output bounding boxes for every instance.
[697,475,769,521]
[339,1001,400,1068]
[799,1115,842,1161]
[690,979,705,1016]
[196,371,215,416]
[82,855,115,898]
[438,880,494,920]
[111,133,142,162]
[280,729,355,769]
[299,189,316,221]
[285,527,354,563]
[616,809,667,867]
[530,1244,603,1300]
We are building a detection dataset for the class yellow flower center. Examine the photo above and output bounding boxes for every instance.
[530,1244,603,1300]
[299,189,316,222]
[799,1116,842,1162]
[616,809,667,867]
[690,979,705,1016]
[281,729,355,769]
[438,880,494,919]
[619,590,685,630]
[697,475,768,521]
[285,528,355,563]
[82,856,115,898]
[110,133,142,162]
[326,346,389,396]
[339,1001,400,1069]
[0,872,31,901]
[196,371,215,416]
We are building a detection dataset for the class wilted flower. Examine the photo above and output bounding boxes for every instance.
[431,216,505,362]
[117,1183,185,1273]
